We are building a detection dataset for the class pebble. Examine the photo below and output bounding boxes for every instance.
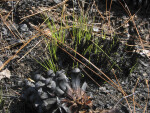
[20,24,29,32]
[143,72,148,77]
[2,27,8,35]
[53,0,62,4]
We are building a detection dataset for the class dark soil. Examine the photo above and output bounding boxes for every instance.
[0,0,150,113]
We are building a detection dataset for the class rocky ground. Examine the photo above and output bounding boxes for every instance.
[0,0,150,113]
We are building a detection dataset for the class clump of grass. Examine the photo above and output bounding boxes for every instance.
[37,2,122,73]
[70,12,94,66]
[35,7,96,70]
[34,12,67,72]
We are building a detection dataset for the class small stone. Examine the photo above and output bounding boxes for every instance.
[17,80,23,86]
[99,87,106,91]
[93,27,99,32]
[122,81,125,85]
[143,72,148,77]
[20,24,29,32]
[53,0,62,4]
[23,31,32,37]
[2,27,7,35]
